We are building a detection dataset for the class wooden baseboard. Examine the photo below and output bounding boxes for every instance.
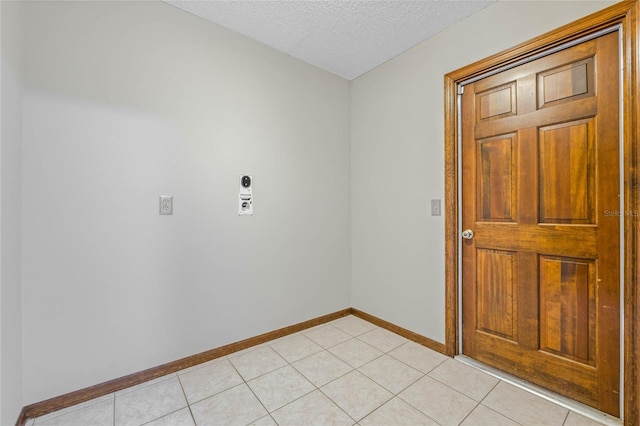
[14,408,28,426]
[17,307,446,425]
[350,308,447,354]
[18,308,352,425]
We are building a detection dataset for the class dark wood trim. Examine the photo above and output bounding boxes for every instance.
[350,308,447,354]
[18,308,351,425]
[443,74,459,359]
[14,408,28,426]
[444,1,639,424]
[622,3,640,425]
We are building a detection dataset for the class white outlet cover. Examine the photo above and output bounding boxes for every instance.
[239,194,253,215]
[160,195,173,215]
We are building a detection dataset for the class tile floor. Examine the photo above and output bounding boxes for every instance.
[28,315,615,426]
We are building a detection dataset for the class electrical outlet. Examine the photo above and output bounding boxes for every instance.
[159,195,173,215]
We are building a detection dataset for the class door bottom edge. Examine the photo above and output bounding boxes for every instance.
[454,355,621,425]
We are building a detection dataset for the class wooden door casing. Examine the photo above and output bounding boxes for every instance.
[461,32,620,415]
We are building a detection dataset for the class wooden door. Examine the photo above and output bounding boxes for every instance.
[461,32,620,416]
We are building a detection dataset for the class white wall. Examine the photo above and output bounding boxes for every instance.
[21,1,350,404]
[350,0,616,343]
[1,0,24,423]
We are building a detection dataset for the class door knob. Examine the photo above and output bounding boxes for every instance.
[461,229,474,239]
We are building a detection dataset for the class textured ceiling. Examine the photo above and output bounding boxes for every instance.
[166,1,496,80]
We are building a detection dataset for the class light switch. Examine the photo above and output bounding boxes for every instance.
[431,199,441,216]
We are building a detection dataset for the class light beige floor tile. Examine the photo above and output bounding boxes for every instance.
[144,408,194,426]
[360,397,438,426]
[248,365,315,412]
[330,315,378,337]
[115,374,177,396]
[33,394,114,424]
[328,338,383,368]
[357,328,408,352]
[482,381,569,426]
[564,411,611,426]
[321,370,393,421]
[292,350,353,387]
[190,384,267,426]
[115,376,187,426]
[249,415,278,425]
[428,358,499,401]
[271,390,354,425]
[301,322,329,334]
[304,324,352,348]
[388,341,448,374]
[228,345,287,381]
[269,333,323,363]
[460,404,520,426]
[359,354,423,394]
[399,376,478,426]
[178,357,244,404]
[34,399,114,426]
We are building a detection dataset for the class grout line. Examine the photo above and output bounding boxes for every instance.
[175,374,197,426]
[455,401,482,426]
[469,378,516,426]
[394,393,440,425]
[314,322,411,424]
[384,340,448,375]
[477,379,501,405]
[409,368,482,422]
[456,355,621,426]
[479,403,526,426]
[300,322,383,424]
[321,391,358,424]
[279,341,336,422]
[228,354,272,422]
[355,394,395,424]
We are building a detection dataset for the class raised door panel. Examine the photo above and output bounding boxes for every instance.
[476,82,517,122]
[477,135,517,222]
[539,256,596,365]
[538,58,594,108]
[476,249,518,340]
[539,119,595,224]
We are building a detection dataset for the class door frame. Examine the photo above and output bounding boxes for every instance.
[443,1,639,424]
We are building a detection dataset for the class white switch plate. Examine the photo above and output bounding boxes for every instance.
[159,195,173,215]
[431,199,441,216]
